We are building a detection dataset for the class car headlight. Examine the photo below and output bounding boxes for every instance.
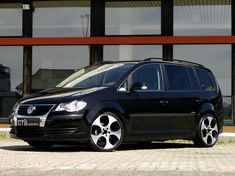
[55,100,87,112]
[11,102,19,117]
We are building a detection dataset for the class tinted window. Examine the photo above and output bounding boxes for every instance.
[187,68,200,90]
[195,69,214,91]
[131,64,163,91]
[165,65,190,90]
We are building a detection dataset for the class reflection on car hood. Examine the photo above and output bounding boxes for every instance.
[20,87,107,104]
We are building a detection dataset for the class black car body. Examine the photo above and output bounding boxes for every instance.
[10,58,223,151]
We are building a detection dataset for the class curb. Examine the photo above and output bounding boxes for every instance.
[219,132,235,140]
[0,128,10,132]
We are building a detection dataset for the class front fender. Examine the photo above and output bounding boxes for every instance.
[84,101,128,126]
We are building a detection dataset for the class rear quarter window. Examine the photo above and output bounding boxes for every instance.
[195,68,214,91]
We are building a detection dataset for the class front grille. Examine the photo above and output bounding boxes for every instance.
[17,104,54,116]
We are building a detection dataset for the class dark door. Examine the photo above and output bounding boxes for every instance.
[117,64,169,136]
[162,92,199,133]
[163,65,200,134]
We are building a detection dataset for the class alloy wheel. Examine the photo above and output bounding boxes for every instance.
[90,113,123,150]
[200,115,218,146]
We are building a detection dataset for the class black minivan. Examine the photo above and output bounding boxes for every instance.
[10,58,223,151]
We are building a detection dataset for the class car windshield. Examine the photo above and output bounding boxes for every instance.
[56,63,135,88]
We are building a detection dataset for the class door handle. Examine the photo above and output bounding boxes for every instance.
[160,100,168,104]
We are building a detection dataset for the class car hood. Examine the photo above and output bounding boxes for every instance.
[19,87,107,104]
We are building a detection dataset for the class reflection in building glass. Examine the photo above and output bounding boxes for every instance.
[0,64,10,91]
[80,13,90,37]
[0,7,22,36]
[174,1,231,35]
[104,45,162,61]
[106,1,161,35]
[33,6,90,37]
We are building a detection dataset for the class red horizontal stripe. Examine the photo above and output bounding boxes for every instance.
[0,36,234,46]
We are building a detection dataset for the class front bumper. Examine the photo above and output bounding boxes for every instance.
[10,114,90,142]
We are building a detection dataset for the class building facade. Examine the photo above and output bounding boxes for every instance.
[0,0,234,124]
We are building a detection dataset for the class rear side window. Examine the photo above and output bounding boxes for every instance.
[187,68,200,90]
[195,69,214,91]
[165,65,190,90]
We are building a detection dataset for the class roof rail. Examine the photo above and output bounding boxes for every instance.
[143,58,204,68]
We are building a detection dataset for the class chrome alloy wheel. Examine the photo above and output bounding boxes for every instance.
[90,112,123,151]
[200,115,218,146]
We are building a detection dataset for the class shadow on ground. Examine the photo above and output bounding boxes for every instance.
[0,141,196,152]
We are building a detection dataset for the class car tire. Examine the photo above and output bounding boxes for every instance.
[27,141,53,149]
[89,112,124,152]
[193,114,219,147]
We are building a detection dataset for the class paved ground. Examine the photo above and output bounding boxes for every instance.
[0,139,235,176]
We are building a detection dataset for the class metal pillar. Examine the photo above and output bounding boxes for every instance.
[90,0,105,64]
[232,0,235,123]
[161,0,173,60]
[231,45,235,123]
[22,1,33,96]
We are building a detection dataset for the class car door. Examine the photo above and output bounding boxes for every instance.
[117,64,169,136]
[163,65,200,134]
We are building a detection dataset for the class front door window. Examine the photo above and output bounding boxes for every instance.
[131,64,163,91]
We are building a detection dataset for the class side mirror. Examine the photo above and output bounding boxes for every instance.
[118,87,127,92]
[141,84,148,90]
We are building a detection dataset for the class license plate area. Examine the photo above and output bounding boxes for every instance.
[17,118,40,127]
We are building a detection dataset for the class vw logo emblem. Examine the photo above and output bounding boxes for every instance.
[27,105,36,114]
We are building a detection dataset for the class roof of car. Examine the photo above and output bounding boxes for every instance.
[142,58,205,68]
[100,58,205,69]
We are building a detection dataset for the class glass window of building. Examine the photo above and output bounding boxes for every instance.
[104,45,162,61]
[105,1,161,35]
[0,47,23,93]
[174,0,231,35]
[32,46,89,92]
[0,47,23,118]
[0,3,22,36]
[33,1,90,37]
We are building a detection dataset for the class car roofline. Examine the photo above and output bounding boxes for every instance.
[142,58,205,68]
[96,58,205,69]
